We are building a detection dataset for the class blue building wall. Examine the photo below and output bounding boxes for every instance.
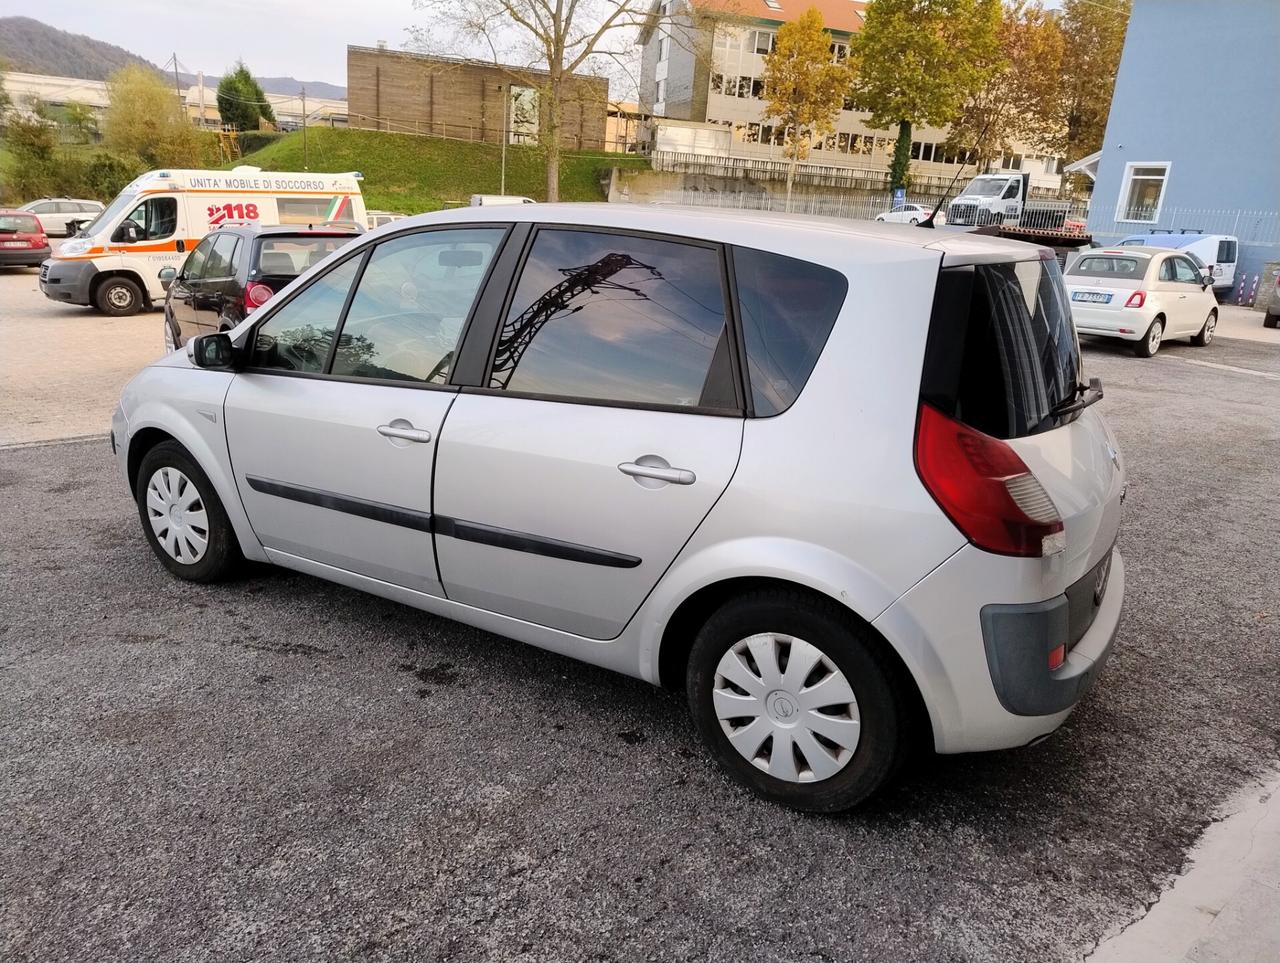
[1088,0,1280,295]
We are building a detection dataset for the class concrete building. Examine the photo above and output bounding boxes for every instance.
[636,0,1064,194]
[346,45,610,151]
[1085,0,1280,287]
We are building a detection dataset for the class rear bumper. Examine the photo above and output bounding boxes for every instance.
[0,246,51,266]
[874,547,1125,754]
[1072,306,1149,340]
[39,258,97,305]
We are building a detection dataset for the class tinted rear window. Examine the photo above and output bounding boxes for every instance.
[0,214,40,233]
[255,235,356,277]
[921,258,1080,439]
[1070,255,1147,279]
[733,247,847,415]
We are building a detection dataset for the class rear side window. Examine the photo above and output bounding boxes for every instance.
[921,258,1079,439]
[1070,255,1146,278]
[487,229,735,409]
[733,246,847,415]
[1217,239,1237,264]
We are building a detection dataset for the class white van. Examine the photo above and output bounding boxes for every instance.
[1117,232,1238,296]
[39,166,367,316]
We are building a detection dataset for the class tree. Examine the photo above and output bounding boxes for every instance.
[216,61,277,131]
[3,114,58,199]
[103,64,206,167]
[63,100,99,144]
[849,0,1002,191]
[761,8,855,210]
[1059,0,1130,163]
[0,60,11,117]
[945,1,1064,168]
[410,0,664,201]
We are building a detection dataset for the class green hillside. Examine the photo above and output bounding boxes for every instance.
[236,128,647,213]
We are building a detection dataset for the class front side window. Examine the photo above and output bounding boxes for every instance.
[1172,257,1200,283]
[1119,163,1169,222]
[488,229,733,409]
[734,247,847,416]
[181,235,218,281]
[331,228,503,384]
[250,256,361,373]
[122,197,177,241]
[204,234,240,279]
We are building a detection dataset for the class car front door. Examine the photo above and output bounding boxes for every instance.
[432,226,745,640]
[167,235,215,345]
[223,225,512,595]
[1171,255,1210,333]
[189,233,241,335]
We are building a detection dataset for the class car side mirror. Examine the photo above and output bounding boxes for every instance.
[1201,274,1213,289]
[113,222,141,244]
[187,332,235,369]
[158,266,178,291]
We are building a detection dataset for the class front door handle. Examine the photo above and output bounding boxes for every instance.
[377,423,433,443]
[619,461,696,485]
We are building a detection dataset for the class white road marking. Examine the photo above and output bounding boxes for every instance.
[1175,358,1280,381]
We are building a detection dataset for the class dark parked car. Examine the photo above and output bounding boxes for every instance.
[0,210,52,268]
[162,224,362,350]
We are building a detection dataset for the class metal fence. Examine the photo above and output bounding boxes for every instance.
[1082,206,1280,247]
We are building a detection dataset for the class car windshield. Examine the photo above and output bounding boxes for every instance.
[254,235,357,276]
[0,214,40,233]
[961,177,1008,197]
[76,191,136,237]
[1070,256,1147,279]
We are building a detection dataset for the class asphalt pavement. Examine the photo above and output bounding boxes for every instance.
[2,333,1278,963]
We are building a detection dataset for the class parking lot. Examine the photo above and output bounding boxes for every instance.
[2,264,1279,962]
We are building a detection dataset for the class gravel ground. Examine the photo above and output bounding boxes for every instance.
[1,334,1278,963]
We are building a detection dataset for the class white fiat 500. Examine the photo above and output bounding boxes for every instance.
[1065,247,1219,357]
[113,206,1125,811]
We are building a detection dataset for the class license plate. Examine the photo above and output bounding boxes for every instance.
[1,241,29,248]
[1072,291,1112,304]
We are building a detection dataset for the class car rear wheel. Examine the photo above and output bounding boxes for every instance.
[135,441,239,582]
[686,589,910,812]
[1134,317,1164,357]
[96,276,143,317]
[1264,311,1279,330]
[1191,309,1217,346]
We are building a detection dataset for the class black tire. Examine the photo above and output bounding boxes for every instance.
[686,589,912,812]
[134,440,240,582]
[95,276,143,317]
[1134,317,1164,357]
[1265,311,1280,330]
[1191,309,1217,347]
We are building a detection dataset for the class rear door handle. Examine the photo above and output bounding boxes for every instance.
[618,461,696,485]
[377,423,433,443]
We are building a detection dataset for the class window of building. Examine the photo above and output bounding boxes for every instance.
[750,78,765,98]
[830,42,848,62]
[837,132,851,153]
[1118,163,1170,223]
[842,94,855,111]
[921,143,934,162]
[763,0,782,10]
[752,31,775,54]
[487,229,734,409]
[734,246,847,416]
[910,141,922,160]
[714,28,742,52]
[655,78,666,104]
[658,32,670,62]
[250,256,362,373]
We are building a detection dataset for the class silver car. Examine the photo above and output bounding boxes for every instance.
[112,205,1125,811]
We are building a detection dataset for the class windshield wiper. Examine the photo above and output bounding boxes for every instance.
[1042,377,1103,426]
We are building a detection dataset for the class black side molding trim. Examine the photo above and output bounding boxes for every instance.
[434,517,641,569]
[245,476,434,533]
[244,475,641,568]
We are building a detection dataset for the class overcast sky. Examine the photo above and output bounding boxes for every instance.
[7,0,424,85]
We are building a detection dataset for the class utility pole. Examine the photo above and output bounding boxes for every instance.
[499,83,508,196]
[301,86,308,170]
[171,53,182,113]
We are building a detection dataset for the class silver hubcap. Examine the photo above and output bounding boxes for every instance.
[713,633,861,783]
[1149,322,1163,353]
[107,285,133,309]
[1204,314,1216,341]
[146,467,209,563]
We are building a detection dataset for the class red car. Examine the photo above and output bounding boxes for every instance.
[0,210,52,268]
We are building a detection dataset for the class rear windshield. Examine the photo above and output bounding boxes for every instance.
[1070,255,1147,279]
[254,235,355,277]
[921,257,1080,439]
[0,214,40,233]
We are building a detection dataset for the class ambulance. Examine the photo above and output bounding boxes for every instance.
[39,166,367,316]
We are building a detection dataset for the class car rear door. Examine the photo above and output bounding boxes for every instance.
[223,225,512,595]
[432,225,745,640]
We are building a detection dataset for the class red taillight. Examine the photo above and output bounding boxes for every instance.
[1124,291,1145,308]
[245,282,274,309]
[1048,644,1066,670]
[914,404,1065,558]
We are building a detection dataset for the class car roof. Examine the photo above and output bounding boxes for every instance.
[216,223,362,237]
[1119,233,1226,249]
[379,203,1046,266]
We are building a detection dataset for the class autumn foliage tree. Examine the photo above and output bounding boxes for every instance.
[104,64,207,168]
[946,0,1065,167]
[1059,0,1130,162]
[761,8,855,210]
[850,0,1002,191]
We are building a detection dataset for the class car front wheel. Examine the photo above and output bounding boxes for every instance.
[95,276,144,317]
[686,589,910,812]
[135,441,239,582]
[1191,309,1217,346]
